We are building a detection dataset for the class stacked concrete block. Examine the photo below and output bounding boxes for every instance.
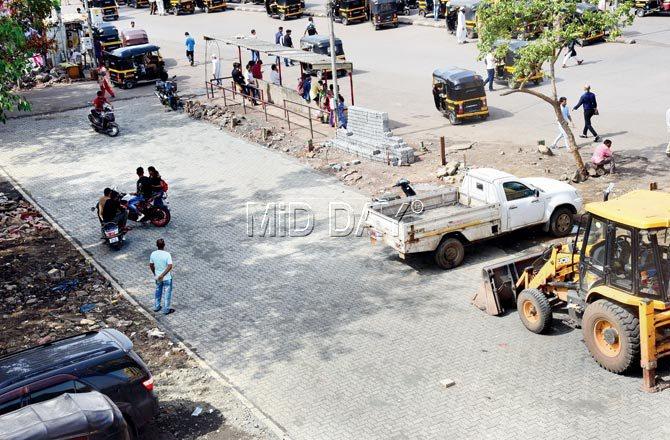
[326,106,415,166]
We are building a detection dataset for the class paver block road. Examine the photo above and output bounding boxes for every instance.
[3,98,670,439]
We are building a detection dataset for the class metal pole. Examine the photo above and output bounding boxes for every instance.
[440,136,446,165]
[327,0,339,127]
[83,0,97,68]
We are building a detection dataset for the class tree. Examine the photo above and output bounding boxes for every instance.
[477,0,633,180]
[0,0,60,122]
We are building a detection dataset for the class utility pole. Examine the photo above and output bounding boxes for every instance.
[83,0,97,68]
[326,0,338,125]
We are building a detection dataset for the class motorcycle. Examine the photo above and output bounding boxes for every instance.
[155,76,183,111]
[119,191,171,227]
[91,204,126,250]
[88,103,120,137]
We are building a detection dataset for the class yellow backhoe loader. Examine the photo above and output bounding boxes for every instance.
[473,188,670,392]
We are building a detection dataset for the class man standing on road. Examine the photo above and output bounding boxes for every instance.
[184,32,195,66]
[149,0,156,14]
[549,97,575,149]
[484,52,496,92]
[274,26,283,65]
[304,17,318,36]
[211,54,221,84]
[573,84,600,142]
[281,29,294,67]
[250,29,260,62]
[150,239,174,315]
[433,0,441,22]
[456,7,467,44]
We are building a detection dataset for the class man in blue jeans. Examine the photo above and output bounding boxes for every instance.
[128,167,151,222]
[433,0,441,21]
[149,238,174,315]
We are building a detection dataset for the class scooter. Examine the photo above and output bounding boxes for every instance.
[91,204,126,250]
[120,192,171,227]
[155,76,183,111]
[88,103,120,137]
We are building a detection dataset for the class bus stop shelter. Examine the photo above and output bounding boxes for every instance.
[203,35,356,105]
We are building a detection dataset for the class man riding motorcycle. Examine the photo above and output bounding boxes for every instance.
[128,166,153,221]
[100,189,128,230]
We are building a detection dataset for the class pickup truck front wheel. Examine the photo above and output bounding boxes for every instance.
[434,237,465,269]
[549,206,574,237]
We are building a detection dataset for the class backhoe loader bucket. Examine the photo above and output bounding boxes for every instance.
[472,251,544,315]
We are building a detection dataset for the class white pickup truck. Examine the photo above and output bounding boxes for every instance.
[363,168,583,269]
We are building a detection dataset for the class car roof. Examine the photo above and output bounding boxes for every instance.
[108,43,160,58]
[467,168,515,183]
[586,190,670,229]
[0,330,132,392]
[0,392,119,439]
[432,67,481,85]
[300,35,342,46]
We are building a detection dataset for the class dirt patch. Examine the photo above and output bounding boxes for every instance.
[0,179,277,440]
[184,98,668,204]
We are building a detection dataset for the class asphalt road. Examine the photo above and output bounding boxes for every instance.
[74,3,670,153]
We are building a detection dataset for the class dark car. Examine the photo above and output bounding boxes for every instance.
[0,391,130,440]
[0,329,157,438]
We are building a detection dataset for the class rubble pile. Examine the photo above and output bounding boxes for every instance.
[19,67,71,90]
[0,192,51,243]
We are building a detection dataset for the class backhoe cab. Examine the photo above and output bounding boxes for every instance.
[474,189,670,392]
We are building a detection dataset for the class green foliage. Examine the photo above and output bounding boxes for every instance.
[0,16,31,123]
[8,0,61,31]
[477,0,634,84]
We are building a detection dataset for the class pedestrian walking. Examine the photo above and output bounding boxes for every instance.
[304,17,318,36]
[665,107,670,157]
[149,239,174,315]
[300,74,311,102]
[156,0,165,15]
[549,97,575,149]
[562,40,583,68]
[573,84,600,142]
[250,29,260,62]
[336,94,347,129]
[274,26,283,65]
[149,0,157,14]
[184,32,195,66]
[433,0,441,22]
[484,52,496,91]
[130,21,136,28]
[211,54,221,85]
[281,29,294,67]
[269,63,281,85]
[456,7,467,44]
[97,65,115,98]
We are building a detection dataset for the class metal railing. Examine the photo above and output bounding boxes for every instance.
[205,77,333,140]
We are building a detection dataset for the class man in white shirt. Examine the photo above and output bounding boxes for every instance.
[149,238,174,315]
[550,97,575,149]
[269,63,281,85]
[484,52,496,92]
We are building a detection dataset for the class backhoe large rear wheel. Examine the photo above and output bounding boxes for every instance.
[517,288,552,334]
[582,299,640,374]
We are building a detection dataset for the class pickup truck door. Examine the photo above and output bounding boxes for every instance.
[502,181,545,229]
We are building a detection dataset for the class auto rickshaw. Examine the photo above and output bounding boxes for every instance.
[332,0,368,25]
[635,0,670,15]
[370,0,400,29]
[432,68,488,125]
[493,39,543,88]
[574,2,607,45]
[168,0,196,14]
[127,0,149,7]
[121,29,149,46]
[265,0,304,20]
[105,44,168,89]
[445,0,480,38]
[94,22,122,52]
[300,35,347,77]
[396,0,416,15]
[195,0,227,12]
[91,0,119,20]
[418,0,447,18]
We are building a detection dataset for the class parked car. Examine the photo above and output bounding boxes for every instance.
[364,168,583,269]
[0,391,130,440]
[0,329,157,438]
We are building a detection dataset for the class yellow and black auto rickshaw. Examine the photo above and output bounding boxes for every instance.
[168,0,196,14]
[432,67,488,125]
[634,0,670,16]
[94,22,122,52]
[446,0,480,38]
[493,39,543,88]
[265,0,304,20]
[370,0,400,29]
[574,2,608,45]
[91,0,120,20]
[332,0,368,25]
[418,0,447,18]
[195,0,227,12]
[105,44,168,89]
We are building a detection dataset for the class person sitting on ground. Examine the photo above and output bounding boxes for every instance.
[102,190,128,230]
[591,139,615,174]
